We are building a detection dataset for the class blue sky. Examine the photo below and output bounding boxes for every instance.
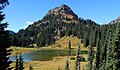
[3,0,120,32]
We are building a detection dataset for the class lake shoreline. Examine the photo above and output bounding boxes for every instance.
[9,47,77,62]
[8,46,38,56]
[9,46,76,56]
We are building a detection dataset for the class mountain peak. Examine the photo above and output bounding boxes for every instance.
[60,4,70,9]
[46,4,78,21]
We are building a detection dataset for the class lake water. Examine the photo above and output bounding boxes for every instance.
[9,49,77,62]
[9,49,88,62]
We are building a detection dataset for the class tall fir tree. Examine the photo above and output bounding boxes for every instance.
[115,30,120,70]
[75,43,80,70]
[68,40,71,49]
[112,23,120,70]
[0,0,12,70]
[14,54,19,70]
[75,58,80,70]
[95,32,100,70]
[18,53,24,70]
[87,43,94,70]
[106,28,113,70]
[99,28,107,69]
[65,57,70,70]
[14,53,24,70]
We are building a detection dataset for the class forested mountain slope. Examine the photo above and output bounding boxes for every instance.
[11,4,99,47]
[11,4,119,49]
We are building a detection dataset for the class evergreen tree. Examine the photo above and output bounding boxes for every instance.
[77,43,80,58]
[95,32,100,70]
[75,58,80,70]
[99,33,106,68]
[14,53,24,70]
[18,53,24,70]
[83,31,89,47]
[0,0,12,70]
[68,40,71,49]
[65,57,70,70]
[112,24,120,70]
[75,43,80,70]
[114,30,120,70]
[14,55,19,70]
[106,29,113,70]
[88,44,94,70]
[99,26,107,69]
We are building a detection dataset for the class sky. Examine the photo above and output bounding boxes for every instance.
[3,0,120,32]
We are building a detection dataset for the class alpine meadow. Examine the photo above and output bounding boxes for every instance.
[0,0,120,70]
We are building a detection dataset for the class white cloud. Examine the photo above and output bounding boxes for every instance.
[26,21,33,25]
[23,21,33,29]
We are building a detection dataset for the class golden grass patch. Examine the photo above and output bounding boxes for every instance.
[8,46,37,55]
[10,56,87,70]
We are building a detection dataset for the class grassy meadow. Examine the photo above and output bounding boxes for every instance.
[10,56,87,70]
[8,46,37,55]
[10,36,96,70]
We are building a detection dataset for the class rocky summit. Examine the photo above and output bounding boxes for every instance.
[45,4,78,23]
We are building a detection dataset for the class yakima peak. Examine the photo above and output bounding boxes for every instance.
[47,4,78,19]
[43,4,79,23]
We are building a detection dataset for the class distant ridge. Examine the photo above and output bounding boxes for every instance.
[7,30,16,34]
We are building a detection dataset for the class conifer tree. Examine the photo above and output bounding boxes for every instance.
[98,26,107,69]
[18,53,24,70]
[95,32,100,70]
[77,43,80,58]
[75,43,80,70]
[114,31,120,70]
[0,0,12,70]
[14,53,24,70]
[99,28,107,70]
[88,44,94,70]
[65,57,70,70]
[112,23,120,70]
[68,40,71,49]
[75,58,80,70]
[14,55,19,70]
[106,29,113,70]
